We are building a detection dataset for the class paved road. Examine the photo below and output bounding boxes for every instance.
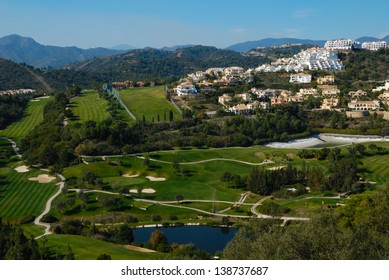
[34,174,66,239]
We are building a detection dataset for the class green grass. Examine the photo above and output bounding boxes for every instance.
[69,90,109,123]
[0,167,58,222]
[0,97,52,144]
[120,86,181,122]
[44,234,164,260]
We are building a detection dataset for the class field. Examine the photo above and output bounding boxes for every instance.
[44,234,163,260]
[119,86,181,122]
[0,166,58,222]
[0,97,52,143]
[69,90,110,123]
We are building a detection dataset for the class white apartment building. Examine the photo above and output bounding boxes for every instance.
[236,93,252,102]
[324,39,360,50]
[378,91,389,100]
[175,82,198,96]
[289,73,312,83]
[251,88,277,98]
[348,100,380,111]
[349,90,367,100]
[361,41,387,51]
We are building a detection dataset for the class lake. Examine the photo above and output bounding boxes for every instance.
[133,225,238,255]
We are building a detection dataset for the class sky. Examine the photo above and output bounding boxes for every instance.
[0,0,388,49]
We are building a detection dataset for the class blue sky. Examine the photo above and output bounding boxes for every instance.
[0,0,388,49]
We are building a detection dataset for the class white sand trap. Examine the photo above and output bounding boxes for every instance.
[28,174,56,183]
[15,165,30,173]
[122,174,139,178]
[129,188,156,194]
[124,245,155,253]
[146,176,166,182]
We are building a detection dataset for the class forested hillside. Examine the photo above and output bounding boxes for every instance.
[73,46,269,81]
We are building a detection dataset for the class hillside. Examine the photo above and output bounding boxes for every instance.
[0,34,126,68]
[0,58,51,91]
[244,44,314,59]
[73,45,269,81]
[226,38,326,53]
[336,48,389,91]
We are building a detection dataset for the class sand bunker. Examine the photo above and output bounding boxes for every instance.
[122,174,139,178]
[28,174,56,183]
[129,188,156,194]
[15,165,30,173]
[146,176,166,182]
[124,245,155,253]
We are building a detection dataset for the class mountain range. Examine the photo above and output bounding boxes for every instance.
[1,34,388,69]
[0,34,126,68]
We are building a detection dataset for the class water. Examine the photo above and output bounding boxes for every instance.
[133,225,238,254]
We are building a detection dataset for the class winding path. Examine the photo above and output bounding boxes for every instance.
[34,174,66,239]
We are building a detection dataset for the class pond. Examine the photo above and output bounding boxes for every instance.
[133,225,238,255]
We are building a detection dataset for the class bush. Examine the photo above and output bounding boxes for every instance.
[41,214,59,223]
[152,215,162,222]
[20,215,36,224]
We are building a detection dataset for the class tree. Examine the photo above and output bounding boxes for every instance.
[114,224,134,244]
[176,195,184,204]
[97,254,112,260]
[149,229,168,249]
[169,110,174,122]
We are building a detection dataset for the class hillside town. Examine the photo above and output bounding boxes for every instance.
[171,39,389,120]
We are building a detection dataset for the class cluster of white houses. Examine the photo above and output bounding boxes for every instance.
[255,47,344,73]
[0,89,35,96]
[215,79,389,116]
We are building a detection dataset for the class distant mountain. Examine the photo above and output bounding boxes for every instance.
[160,44,195,51]
[110,44,136,51]
[226,38,326,53]
[0,34,127,68]
[382,35,389,43]
[356,36,380,43]
[73,45,269,82]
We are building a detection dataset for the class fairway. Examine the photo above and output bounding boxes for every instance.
[119,86,181,122]
[0,97,52,144]
[69,90,110,123]
[0,167,58,222]
[44,234,164,260]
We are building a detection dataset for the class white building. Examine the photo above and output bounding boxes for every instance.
[175,82,198,96]
[361,41,387,51]
[318,85,340,96]
[321,98,339,110]
[289,73,312,84]
[373,81,389,92]
[349,90,367,100]
[251,88,277,98]
[218,94,232,106]
[317,75,335,85]
[298,88,318,97]
[236,93,252,102]
[324,39,360,50]
[224,67,245,77]
[378,91,389,100]
[348,100,380,111]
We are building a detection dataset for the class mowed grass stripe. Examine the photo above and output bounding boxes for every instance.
[0,169,58,221]
[70,90,109,123]
[0,97,52,143]
[120,86,181,122]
